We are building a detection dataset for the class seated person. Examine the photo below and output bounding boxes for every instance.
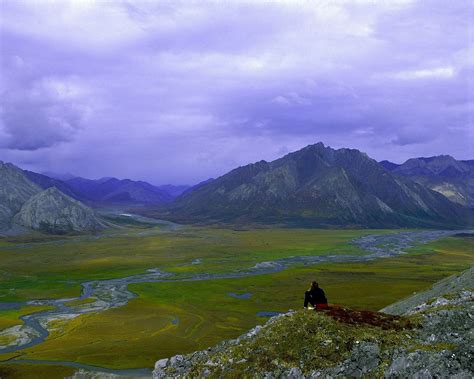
[304,281,328,309]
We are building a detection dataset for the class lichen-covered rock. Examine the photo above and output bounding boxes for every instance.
[13,187,105,233]
[321,342,381,378]
[386,349,473,379]
[154,358,169,371]
[284,367,303,378]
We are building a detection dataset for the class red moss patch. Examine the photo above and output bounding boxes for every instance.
[318,306,414,330]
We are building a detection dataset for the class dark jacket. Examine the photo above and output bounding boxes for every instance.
[304,287,327,307]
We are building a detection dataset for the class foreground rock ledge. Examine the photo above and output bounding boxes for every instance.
[153,267,473,378]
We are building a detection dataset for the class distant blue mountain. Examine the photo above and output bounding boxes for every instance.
[156,184,191,198]
[23,170,81,200]
[41,171,77,181]
[25,172,188,207]
[63,177,173,205]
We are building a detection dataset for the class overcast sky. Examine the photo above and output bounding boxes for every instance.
[0,0,472,185]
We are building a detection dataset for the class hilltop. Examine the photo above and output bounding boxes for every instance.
[153,267,473,378]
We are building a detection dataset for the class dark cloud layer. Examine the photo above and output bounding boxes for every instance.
[1,73,88,150]
[0,0,472,184]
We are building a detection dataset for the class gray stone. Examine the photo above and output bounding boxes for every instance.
[154,358,169,370]
[286,367,303,378]
[169,354,184,366]
[153,358,170,378]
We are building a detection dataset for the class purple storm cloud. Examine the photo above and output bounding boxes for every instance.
[0,0,472,184]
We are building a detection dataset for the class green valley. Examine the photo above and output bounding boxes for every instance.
[0,222,472,377]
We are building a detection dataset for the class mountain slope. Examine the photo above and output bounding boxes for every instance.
[156,184,191,198]
[164,143,471,227]
[382,156,474,207]
[13,187,105,234]
[379,160,400,171]
[0,161,42,230]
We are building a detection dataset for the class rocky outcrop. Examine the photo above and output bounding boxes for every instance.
[381,266,474,315]
[153,267,473,378]
[13,187,105,234]
[0,161,42,230]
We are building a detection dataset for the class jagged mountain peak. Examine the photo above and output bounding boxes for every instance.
[283,143,372,166]
[162,143,472,227]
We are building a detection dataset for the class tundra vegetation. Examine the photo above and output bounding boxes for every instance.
[0,222,472,377]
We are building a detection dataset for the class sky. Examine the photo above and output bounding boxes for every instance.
[0,0,472,185]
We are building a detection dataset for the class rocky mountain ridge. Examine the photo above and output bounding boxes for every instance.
[161,143,472,228]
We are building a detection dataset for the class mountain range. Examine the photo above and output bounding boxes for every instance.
[1,143,473,233]
[156,143,472,228]
[380,156,474,207]
[23,173,190,207]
